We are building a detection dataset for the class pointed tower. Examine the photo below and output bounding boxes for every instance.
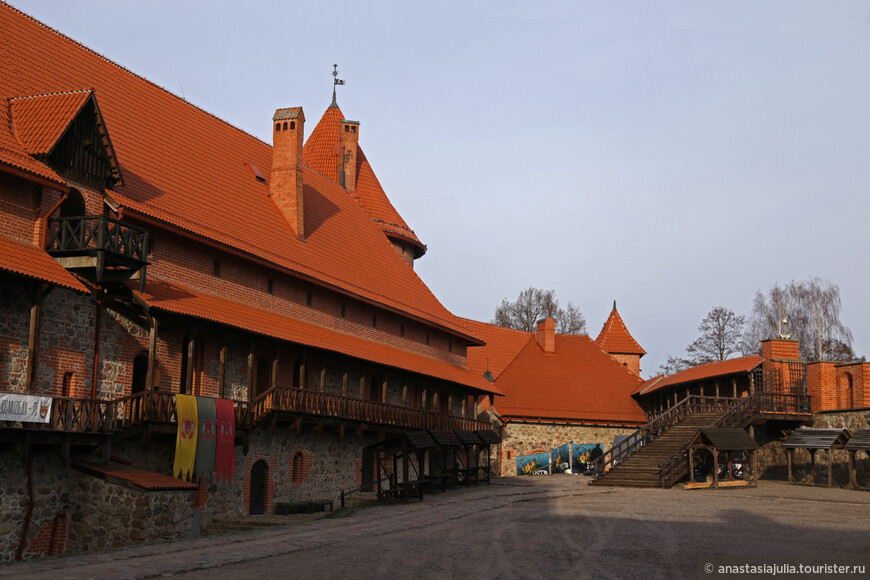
[303,99,426,267]
[595,301,646,376]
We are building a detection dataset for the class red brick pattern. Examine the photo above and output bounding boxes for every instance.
[761,339,800,360]
[289,446,314,484]
[26,514,67,556]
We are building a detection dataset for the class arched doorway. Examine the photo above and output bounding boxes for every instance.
[131,352,149,394]
[249,460,267,515]
[59,189,86,218]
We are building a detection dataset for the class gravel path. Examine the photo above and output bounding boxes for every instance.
[3,476,869,579]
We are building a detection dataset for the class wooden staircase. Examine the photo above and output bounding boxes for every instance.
[589,412,722,488]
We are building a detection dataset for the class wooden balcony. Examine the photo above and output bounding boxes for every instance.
[250,387,490,432]
[45,215,149,290]
[0,392,116,434]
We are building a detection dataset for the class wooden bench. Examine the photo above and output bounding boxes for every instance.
[275,499,334,515]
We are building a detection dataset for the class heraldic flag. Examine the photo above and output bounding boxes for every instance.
[195,396,217,481]
[214,398,236,482]
[173,394,198,481]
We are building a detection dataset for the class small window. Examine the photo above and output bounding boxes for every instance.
[351,126,356,134]
[290,121,295,130]
[62,372,73,398]
[306,292,313,307]
[341,304,346,318]
[213,259,221,278]
[344,125,349,132]
[282,121,288,130]
[267,278,274,294]
[275,123,281,131]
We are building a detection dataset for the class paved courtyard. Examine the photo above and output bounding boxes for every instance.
[2,476,869,579]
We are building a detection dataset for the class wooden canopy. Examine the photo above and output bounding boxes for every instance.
[783,428,850,450]
[698,428,759,451]
[475,429,501,445]
[429,430,462,447]
[843,429,870,451]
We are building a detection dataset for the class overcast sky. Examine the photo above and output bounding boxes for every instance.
[10,1,870,376]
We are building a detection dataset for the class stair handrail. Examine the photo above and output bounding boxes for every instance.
[591,394,698,479]
[657,394,758,488]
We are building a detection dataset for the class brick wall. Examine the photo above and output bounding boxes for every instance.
[0,172,40,244]
[761,339,800,360]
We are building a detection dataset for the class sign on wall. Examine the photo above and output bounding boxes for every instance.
[0,393,52,423]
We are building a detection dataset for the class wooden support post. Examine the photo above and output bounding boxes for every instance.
[342,371,348,397]
[359,376,365,399]
[246,339,255,404]
[186,334,197,396]
[217,341,226,399]
[712,449,719,489]
[827,450,833,488]
[751,449,758,486]
[26,282,44,393]
[714,381,719,399]
[849,450,857,490]
[810,449,816,485]
[299,360,307,390]
[688,448,694,483]
[271,350,279,390]
[787,448,793,483]
[745,375,752,397]
[147,317,158,388]
[381,378,387,404]
[320,365,327,393]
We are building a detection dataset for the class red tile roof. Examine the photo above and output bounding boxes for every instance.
[0,5,473,343]
[461,318,537,380]
[0,233,88,292]
[136,278,500,395]
[303,104,426,257]
[595,305,646,355]
[9,90,91,155]
[635,356,764,397]
[463,319,646,424]
[74,461,198,491]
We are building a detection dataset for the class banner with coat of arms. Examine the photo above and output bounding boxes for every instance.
[194,396,216,482]
[173,394,198,481]
[0,393,52,423]
[214,398,236,482]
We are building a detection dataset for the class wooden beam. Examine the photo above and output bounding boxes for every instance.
[246,338,255,404]
[185,334,196,396]
[26,281,44,393]
[342,370,348,397]
[271,344,280,390]
[359,376,365,399]
[217,340,227,399]
[381,377,387,404]
[320,365,327,393]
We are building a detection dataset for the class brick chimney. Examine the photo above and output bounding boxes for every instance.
[270,107,305,239]
[339,119,359,192]
[761,338,800,360]
[535,317,555,353]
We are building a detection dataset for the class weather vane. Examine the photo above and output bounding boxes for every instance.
[331,64,345,107]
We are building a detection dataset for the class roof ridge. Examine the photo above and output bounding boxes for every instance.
[492,335,537,380]
[457,317,534,336]
[9,89,92,101]
[1,2,270,148]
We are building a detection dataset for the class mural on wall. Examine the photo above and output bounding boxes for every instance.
[516,450,551,475]
[571,443,602,473]
[551,443,571,473]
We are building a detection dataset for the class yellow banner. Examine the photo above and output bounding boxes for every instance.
[173,394,198,481]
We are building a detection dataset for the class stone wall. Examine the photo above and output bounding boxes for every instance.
[498,420,640,477]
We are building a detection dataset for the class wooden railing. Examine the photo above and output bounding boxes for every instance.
[590,395,743,480]
[756,392,811,415]
[114,391,177,427]
[250,387,490,431]
[0,392,116,433]
[659,395,758,487]
[46,215,149,264]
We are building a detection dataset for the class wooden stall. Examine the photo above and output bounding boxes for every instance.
[782,428,851,488]
[685,428,759,489]
[428,430,462,492]
[454,430,483,486]
[474,429,501,484]
[371,431,436,502]
[844,429,870,491]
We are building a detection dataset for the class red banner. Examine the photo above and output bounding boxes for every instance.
[214,398,236,483]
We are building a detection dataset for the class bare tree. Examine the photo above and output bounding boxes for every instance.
[659,306,746,375]
[745,278,854,361]
[492,287,586,334]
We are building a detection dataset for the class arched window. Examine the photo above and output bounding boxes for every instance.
[838,373,854,409]
[132,352,149,394]
[292,452,303,484]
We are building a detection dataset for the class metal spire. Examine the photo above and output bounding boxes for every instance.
[330,64,345,108]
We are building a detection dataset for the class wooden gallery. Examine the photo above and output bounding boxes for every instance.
[0,4,504,559]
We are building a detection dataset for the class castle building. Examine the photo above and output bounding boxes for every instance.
[0,4,499,559]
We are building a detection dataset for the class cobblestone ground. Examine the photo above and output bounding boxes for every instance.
[2,476,870,579]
